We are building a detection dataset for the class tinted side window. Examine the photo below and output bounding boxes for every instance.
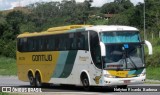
[71,33,77,50]
[66,33,73,50]
[74,31,88,50]
[54,36,59,51]
[82,31,88,50]
[17,38,23,52]
[90,31,102,69]
[32,38,37,51]
[17,32,89,52]
[77,32,84,50]
[48,36,55,51]
[28,38,33,51]
[59,34,68,50]
[17,38,27,52]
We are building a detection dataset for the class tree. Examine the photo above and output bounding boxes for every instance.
[101,0,133,14]
[145,0,160,33]
[0,16,8,37]
[6,11,27,36]
[129,3,144,28]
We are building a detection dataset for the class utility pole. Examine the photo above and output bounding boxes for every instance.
[18,0,22,7]
[144,0,146,40]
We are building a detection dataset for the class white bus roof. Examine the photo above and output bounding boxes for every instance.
[86,25,139,32]
[17,25,139,38]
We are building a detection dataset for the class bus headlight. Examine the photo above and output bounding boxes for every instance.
[138,73,146,77]
[104,74,116,78]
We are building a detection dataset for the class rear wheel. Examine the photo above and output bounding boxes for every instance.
[28,72,36,86]
[35,72,42,87]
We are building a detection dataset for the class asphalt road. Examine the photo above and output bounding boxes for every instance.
[0,76,160,95]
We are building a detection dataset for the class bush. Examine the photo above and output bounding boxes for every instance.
[145,39,160,67]
[145,53,160,67]
[1,40,16,58]
[0,39,5,55]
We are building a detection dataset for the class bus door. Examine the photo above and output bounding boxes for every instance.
[89,31,103,83]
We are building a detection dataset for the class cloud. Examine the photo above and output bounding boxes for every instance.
[0,0,12,10]
[0,0,144,11]
[131,0,144,5]
[91,0,144,6]
[0,0,17,10]
[10,1,20,9]
[92,0,108,7]
[0,0,85,10]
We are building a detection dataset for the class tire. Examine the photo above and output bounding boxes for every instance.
[81,73,90,91]
[28,73,36,86]
[35,72,42,87]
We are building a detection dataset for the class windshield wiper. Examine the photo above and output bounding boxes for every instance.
[122,48,138,70]
[120,51,128,69]
[128,56,138,70]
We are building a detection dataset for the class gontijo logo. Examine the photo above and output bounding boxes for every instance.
[32,54,52,61]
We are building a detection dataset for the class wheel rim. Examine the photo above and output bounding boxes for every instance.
[28,74,35,86]
[83,78,89,87]
[36,74,41,87]
[30,76,34,84]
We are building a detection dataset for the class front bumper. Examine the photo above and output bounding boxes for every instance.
[102,76,145,86]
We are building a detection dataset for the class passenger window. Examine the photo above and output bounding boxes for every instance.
[59,35,66,50]
[18,38,23,52]
[33,38,38,51]
[48,37,55,51]
[77,32,84,49]
[28,38,33,51]
[81,32,88,50]
[55,37,59,51]
[71,33,77,50]
[40,38,44,51]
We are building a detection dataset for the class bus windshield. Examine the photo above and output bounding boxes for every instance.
[100,31,144,70]
[100,31,139,43]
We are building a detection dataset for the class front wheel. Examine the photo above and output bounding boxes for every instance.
[81,74,90,91]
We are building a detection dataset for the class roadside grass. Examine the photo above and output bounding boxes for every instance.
[0,93,10,95]
[0,92,21,95]
[146,66,160,80]
[0,92,12,95]
[0,56,17,75]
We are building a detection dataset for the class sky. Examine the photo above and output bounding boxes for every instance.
[0,0,144,11]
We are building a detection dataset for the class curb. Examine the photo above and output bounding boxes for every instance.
[145,79,160,84]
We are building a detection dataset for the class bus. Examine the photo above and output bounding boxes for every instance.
[17,25,152,89]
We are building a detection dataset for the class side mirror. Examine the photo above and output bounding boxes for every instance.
[100,42,106,56]
[144,40,153,55]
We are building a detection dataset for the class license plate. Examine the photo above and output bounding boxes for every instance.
[124,80,130,84]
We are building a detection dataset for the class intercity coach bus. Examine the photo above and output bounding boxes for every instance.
[17,25,152,89]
